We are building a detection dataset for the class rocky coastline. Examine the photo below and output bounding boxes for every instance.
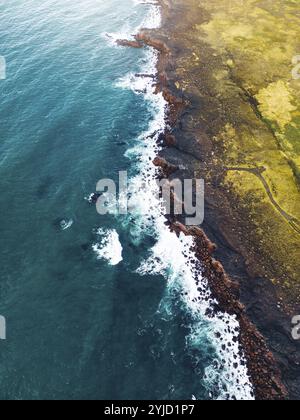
[118,0,300,400]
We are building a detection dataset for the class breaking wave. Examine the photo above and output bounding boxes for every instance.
[93,228,123,266]
[110,0,254,400]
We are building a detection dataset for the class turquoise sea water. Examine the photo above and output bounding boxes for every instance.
[0,0,254,400]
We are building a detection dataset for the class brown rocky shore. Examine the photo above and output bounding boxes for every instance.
[118,0,300,400]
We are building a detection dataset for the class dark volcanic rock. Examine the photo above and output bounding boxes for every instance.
[153,156,178,177]
[116,39,143,48]
[119,2,293,399]
[171,221,288,400]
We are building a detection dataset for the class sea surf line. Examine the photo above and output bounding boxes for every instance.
[108,0,255,400]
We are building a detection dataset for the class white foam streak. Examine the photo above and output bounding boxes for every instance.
[93,229,123,266]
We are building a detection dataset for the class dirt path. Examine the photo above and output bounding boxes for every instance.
[226,167,300,235]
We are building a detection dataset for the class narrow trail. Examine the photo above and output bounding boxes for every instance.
[226,166,300,235]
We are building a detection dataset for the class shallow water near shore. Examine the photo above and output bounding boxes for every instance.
[0,0,253,400]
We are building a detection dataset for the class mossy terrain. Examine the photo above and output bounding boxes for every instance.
[160,0,300,308]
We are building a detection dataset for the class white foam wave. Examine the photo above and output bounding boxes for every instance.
[134,178,254,400]
[139,1,162,30]
[103,0,161,46]
[137,227,254,400]
[93,228,123,266]
[115,0,254,400]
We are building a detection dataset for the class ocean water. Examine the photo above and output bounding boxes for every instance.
[0,0,254,400]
